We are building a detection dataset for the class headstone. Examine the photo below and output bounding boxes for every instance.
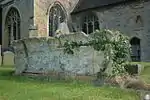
[137,64,144,75]
[3,51,14,66]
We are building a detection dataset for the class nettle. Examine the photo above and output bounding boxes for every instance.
[63,29,131,77]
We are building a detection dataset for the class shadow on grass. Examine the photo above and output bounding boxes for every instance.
[1,62,150,87]
[0,67,91,87]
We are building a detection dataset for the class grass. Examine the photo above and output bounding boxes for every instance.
[138,62,150,83]
[1,63,150,100]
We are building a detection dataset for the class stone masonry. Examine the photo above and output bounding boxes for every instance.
[71,0,150,61]
[33,0,150,61]
[33,0,78,36]
[2,0,150,62]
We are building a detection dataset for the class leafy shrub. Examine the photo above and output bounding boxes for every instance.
[63,29,131,77]
[124,64,138,75]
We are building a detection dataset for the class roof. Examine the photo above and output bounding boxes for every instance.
[0,0,14,7]
[71,0,135,14]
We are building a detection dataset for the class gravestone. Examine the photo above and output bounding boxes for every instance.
[3,51,14,66]
[137,64,144,75]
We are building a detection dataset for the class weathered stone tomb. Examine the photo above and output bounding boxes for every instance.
[12,33,104,77]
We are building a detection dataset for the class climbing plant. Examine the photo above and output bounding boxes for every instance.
[63,29,131,77]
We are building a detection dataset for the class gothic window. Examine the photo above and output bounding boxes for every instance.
[82,13,99,34]
[49,3,66,36]
[130,37,141,62]
[5,8,20,45]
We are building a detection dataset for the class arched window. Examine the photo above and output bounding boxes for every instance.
[49,3,66,36]
[130,37,141,62]
[5,7,20,46]
[82,13,99,34]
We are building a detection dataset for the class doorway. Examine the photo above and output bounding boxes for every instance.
[130,37,141,62]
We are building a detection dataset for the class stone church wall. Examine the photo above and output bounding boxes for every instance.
[12,33,104,77]
[34,0,79,37]
[2,0,34,48]
[71,1,150,62]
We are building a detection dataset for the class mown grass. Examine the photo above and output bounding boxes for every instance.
[1,63,150,100]
[137,62,150,83]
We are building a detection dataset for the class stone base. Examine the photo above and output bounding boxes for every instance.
[21,71,97,82]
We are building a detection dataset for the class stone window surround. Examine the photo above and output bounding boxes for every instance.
[4,7,21,46]
[47,1,67,37]
[80,12,100,34]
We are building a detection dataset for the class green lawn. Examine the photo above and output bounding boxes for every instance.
[0,63,149,100]
[138,62,150,83]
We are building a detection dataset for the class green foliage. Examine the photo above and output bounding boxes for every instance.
[64,40,82,54]
[124,63,138,75]
[63,29,131,77]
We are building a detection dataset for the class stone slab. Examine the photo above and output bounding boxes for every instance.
[3,51,14,66]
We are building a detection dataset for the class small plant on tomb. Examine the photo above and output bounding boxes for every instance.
[63,29,131,77]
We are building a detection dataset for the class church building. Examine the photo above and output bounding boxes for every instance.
[0,0,150,62]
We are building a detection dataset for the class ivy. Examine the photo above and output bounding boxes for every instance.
[63,29,131,77]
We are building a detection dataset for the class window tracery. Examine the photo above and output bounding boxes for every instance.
[49,3,66,36]
[5,8,20,45]
[82,13,99,34]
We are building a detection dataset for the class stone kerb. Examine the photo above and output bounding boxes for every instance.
[12,32,104,76]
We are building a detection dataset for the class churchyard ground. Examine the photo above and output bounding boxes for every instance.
[0,63,149,100]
